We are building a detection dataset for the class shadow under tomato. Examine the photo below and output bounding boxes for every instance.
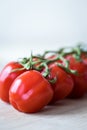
[34,95,87,116]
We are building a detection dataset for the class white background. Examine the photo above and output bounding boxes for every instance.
[0,0,87,62]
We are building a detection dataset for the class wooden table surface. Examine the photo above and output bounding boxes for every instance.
[0,95,87,130]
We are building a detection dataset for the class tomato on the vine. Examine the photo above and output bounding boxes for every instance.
[66,55,87,98]
[1,43,87,114]
[9,70,53,113]
[0,62,26,102]
[47,64,74,103]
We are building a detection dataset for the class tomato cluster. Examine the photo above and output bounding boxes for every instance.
[0,44,87,113]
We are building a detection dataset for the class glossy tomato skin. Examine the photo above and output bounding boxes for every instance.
[66,55,87,98]
[0,62,26,102]
[48,64,74,103]
[9,70,53,113]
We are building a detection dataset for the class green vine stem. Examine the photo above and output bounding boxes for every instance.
[18,53,77,76]
[42,44,87,61]
[12,44,86,83]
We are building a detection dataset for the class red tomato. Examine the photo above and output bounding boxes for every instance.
[48,64,74,103]
[9,70,53,113]
[0,62,26,102]
[81,53,87,65]
[66,55,87,98]
[81,53,87,92]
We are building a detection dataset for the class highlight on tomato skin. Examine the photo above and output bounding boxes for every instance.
[47,64,74,103]
[9,70,53,113]
[0,62,26,103]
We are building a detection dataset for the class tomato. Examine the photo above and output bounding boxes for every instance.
[0,62,26,102]
[81,53,87,65]
[47,64,74,103]
[9,70,53,113]
[66,55,87,98]
[47,55,57,60]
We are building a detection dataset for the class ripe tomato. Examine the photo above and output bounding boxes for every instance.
[81,53,87,65]
[66,55,87,98]
[48,64,74,103]
[9,70,53,113]
[0,62,26,102]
